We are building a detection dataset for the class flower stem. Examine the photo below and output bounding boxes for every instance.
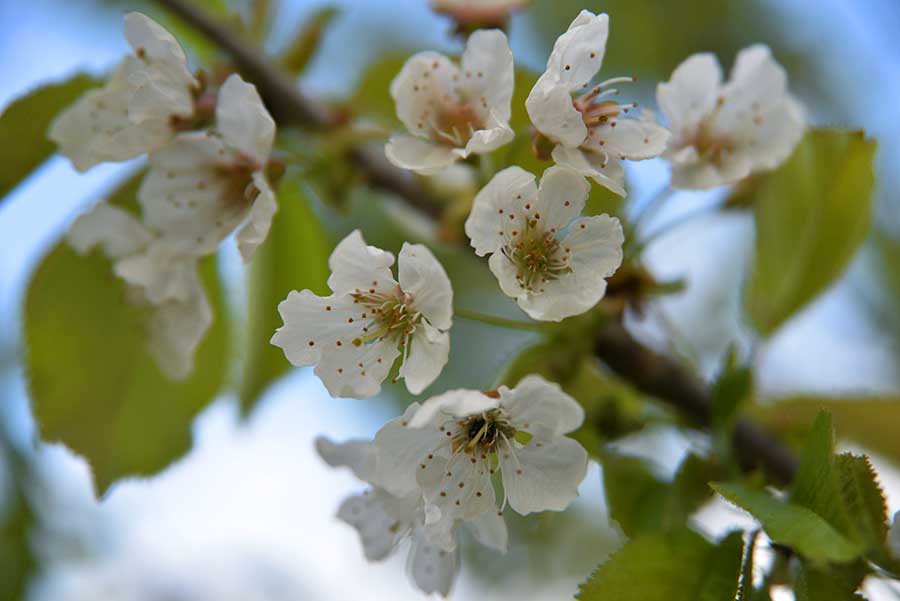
[455,308,547,332]
[627,184,677,235]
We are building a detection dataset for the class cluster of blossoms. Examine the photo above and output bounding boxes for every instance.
[301,9,804,595]
[53,5,807,597]
[317,375,587,595]
[53,12,278,378]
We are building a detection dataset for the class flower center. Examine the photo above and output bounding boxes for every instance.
[687,97,735,165]
[502,226,572,292]
[452,410,516,454]
[350,289,422,348]
[573,76,638,128]
[430,101,485,148]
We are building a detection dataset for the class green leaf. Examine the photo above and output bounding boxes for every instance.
[793,560,866,601]
[240,176,332,412]
[0,74,99,200]
[24,182,230,493]
[789,411,852,535]
[753,396,900,466]
[835,454,891,566]
[745,129,876,335]
[602,452,720,537]
[601,453,669,537]
[711,483,863,563]
[577,528,743,601]
[278,6,340,75]
[349,54,407,125]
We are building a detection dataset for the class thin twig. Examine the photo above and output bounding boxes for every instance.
[154,0,800,485]
[595,322,799,485]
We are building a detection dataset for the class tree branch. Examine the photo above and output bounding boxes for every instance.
[155,0,799,486]
[154,0,443,219]
[595,322,798,485]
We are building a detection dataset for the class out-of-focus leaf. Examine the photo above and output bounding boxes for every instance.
[793,561,866,601]
[745,129,876,335]
[711,358,752,432]
[752,397,900,467]
[577,528,743,601]
[711,483,863,563]
[601,452,668,537]
[278,6,340,75]
[240,175,332,412]
[0,74,99,200]
[0,442,34,600]
[602,452,720,537]
[24,184,230,494]
[348,54,407,125]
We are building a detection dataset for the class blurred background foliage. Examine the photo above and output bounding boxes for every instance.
[1,0,899,599]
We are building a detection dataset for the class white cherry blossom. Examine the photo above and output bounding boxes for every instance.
[657,44,805,189]
[385,29,514,175]
[316,424,506,597]
[271,230,453,399]
[67,203,210,380]
[374,375,588,551]
[138,73,277,262]
[525,10,669,195]
[49,12,198,172]
[465,165,623,322]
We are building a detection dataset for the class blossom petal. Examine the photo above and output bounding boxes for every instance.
[385,135,460,175]
[145,279,211,380]
[270,289,401,399]
[551,144,625,196]
[533,165,589,232]
[719,44,787,124]
[139,132,244,253]
[48,61,176,172]
[587,116,670,160]
[236,171,277,262]
[315,436,377,483]
[499,436,588,515]
[123,12,194,88]
[463,121,514,155]
[544,10,608,90]
[466,510,508,554]
[326,230,397,296]
[464,166,537,256]
[406,528,459,597]
[418,450,496,550]
[400,323,450,395]
[337,489,412,561]
[499,375,584,438]
[398,243,453,330]
[408,389,498,428]
[373,403,437,497]
[656,52,722,136]
[67,203,153,258]
[487,251,526,300]
[460,29,514,123]
[390,51,461,137]
[215,74,275,163]
[114,238,203,304]
[525,77,587,147]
